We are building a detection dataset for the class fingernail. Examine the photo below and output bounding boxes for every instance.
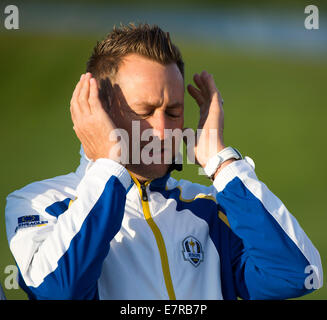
[80,74,84,80]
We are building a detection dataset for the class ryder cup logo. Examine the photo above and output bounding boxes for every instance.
[182,236,204,267]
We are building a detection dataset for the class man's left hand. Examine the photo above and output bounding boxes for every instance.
[187,71,234,176]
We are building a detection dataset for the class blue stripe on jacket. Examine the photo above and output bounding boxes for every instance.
[216,176,313,299]
[19,175,127,300]
[151,175,314,300]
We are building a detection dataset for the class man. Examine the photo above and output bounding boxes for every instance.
[5,23,323,300]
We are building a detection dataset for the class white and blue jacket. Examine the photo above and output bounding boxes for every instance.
[5,150,323,300]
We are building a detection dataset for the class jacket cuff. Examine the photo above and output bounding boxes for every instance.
[87,158,131,190]
[213,157,256,192]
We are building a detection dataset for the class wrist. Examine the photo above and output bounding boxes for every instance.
[212,159,235,180]
[199,144,226,168]
[203,146,242,180]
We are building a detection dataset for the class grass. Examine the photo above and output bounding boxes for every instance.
[0,31,326,300]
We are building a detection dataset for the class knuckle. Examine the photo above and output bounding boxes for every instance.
[88,96,96,104]
[79,96,86,104]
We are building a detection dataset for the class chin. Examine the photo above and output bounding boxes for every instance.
[127,163,170,181]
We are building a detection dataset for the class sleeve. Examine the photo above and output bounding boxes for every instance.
[213,157,323,300]
[5,158,131,300]
[0,285,6,300]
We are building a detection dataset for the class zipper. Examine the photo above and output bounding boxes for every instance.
[140,183,148,201]
[129,173,176,300]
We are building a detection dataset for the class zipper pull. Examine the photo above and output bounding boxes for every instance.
[140,183,148,202]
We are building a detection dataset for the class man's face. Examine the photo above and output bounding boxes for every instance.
[110,53,185,180]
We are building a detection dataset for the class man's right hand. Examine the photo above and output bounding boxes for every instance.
[70,73,123,163]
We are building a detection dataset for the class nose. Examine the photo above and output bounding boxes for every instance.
[150,110,166,141]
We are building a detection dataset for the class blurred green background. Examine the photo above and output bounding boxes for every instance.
[0,0,326,300]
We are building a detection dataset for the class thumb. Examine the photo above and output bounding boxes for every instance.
[182,127,198,165]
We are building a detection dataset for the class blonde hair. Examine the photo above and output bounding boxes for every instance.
[87,22,184,81]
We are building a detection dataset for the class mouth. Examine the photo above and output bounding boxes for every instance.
[139,146,173,165]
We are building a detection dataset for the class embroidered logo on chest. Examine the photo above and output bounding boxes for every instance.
[182,236,204,267]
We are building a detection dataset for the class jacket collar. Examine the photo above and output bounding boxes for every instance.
[75,146,91,179]
[76,146,182,190]
[149,161,182,190]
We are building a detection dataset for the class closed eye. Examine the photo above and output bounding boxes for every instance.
[166,110,182,118]
[130,102,183,119]
[137,110,155,118]
[126,109,154,119]
[166,104,183,118]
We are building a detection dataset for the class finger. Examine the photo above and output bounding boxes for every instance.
[70,103,76,122]
[201,71,218,97]
[193,73,207,96]
[182,127,197,164]
[218,91,224,107]
[201,72,225,109]
[70,74,84,113]
[70,104,82,129]
[187,84,205,107]
[70,75,87,123]
[78,72,92,114]
[194,72,211,98]
[89,77,103,114]
[71,74,84,104]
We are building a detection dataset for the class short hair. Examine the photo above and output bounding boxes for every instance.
[86,23,184,111]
